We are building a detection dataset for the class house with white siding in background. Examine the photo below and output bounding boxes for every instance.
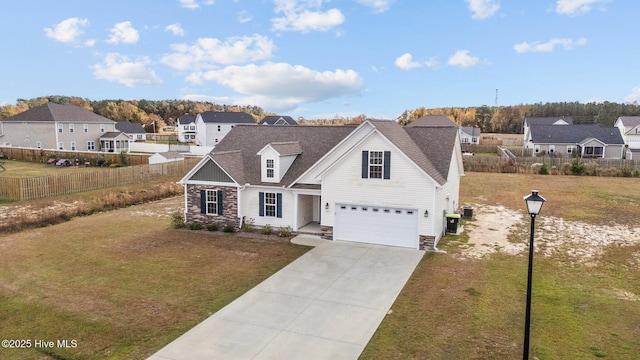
[178,119,464,251]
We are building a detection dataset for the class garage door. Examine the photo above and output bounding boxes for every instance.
[334,204,418,248]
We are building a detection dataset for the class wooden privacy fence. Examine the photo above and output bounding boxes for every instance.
[463,155,640,174]
[0,158,199,201]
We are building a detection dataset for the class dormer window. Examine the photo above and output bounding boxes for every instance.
[266,159,275,178]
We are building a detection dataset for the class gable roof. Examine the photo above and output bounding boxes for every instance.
[405,126,459,183]
[1,103,115,123]
[530,124,624,145]
[266,141,303,156]
[525,117,573,126]
[153,151,184,159]
[259,116,298,125]
[199,111,255,124]
[115,121,145,134]
[617,116,640,129]
[406,115,458,128]
[211,125,356,186]
[177,114,196,125]
[461,126,481,137]
[368,119,447,185]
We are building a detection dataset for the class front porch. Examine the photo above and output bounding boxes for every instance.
[293,191,323,233]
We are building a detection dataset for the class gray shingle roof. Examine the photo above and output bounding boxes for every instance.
[1,103,115,123]
[115,121,145,134]
[259,116,298,125]
[406,115,458,128]
[269,141,303,156]
[212,125,356,186]
[461,126,481,137]
[177,115,196,124]
[199,111,255,124]
[530,124,624,145]
[617,116,640,128]
[405,126,459,183]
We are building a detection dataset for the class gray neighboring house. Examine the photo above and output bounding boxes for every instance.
[523,117,573,146]
[527,124,624,158]
[259,116,298,125]
[115,121,146,142]
[0,102,116,151]
[460,126,481,145]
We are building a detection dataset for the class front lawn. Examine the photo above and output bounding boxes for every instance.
[0,198,310,359]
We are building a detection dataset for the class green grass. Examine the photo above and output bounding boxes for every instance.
[0,198,310,359]
[361,173,640,359]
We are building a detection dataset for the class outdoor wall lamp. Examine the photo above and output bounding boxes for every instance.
[522,190,546,360]
[423,210,429,218]
[325,202,329,210]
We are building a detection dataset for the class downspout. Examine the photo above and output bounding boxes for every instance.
[237,184,246,228]
[54,121,60,149]
[183,184,188,222]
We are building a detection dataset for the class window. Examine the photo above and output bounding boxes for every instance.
[190,125,196,130]
[266,159,274,178]
[567,146,575,154]
[136,134,143,140]
[58,142,64,150]
[100,124,105,133]
[183,125,189,130]
[264,192,276,216]
[206,190,218,215]
[36,141,41,149]
[87,141,95,151]
[534,145,541,153]
[71,141,76,151]
[57,124,63,133]
[83,124,88,133]
[369,151,383,179]
[259,192,282,218]
[69,124,74,133]
[549,145,555,153]
[362,151,390,179]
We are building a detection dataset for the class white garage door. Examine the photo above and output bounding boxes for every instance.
[334,204,418,248]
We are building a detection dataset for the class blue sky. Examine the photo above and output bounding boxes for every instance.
[1,0,638,119]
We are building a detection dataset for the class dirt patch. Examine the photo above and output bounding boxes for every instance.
[460,205,640,264]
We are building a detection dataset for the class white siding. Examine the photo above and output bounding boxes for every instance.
[240,186,294,229]
[321,132,437,237]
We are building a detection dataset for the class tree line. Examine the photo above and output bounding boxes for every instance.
[2,96,640,134]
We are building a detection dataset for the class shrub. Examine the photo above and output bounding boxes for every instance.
[223,224,236,233]
[207,224,219,231]
[261,224,273,235]
[170,211,185,228]
[571,157,586,175]
[189,222,203,230]
[277,226,292,237]
[538,163,549,175]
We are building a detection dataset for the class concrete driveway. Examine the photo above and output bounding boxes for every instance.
[148,236,424,360]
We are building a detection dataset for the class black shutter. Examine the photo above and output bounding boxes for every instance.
[200,190,206,214]
[361,151,369,178]
[383,151,391,179]
[259,192,264,216]
[276,193,283,218]
[217,190,223,215]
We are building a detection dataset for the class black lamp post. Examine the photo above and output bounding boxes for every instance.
[523,190,546,360]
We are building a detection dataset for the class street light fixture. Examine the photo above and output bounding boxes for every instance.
[522,190,546,360]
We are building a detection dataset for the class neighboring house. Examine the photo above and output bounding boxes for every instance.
[526,124,624,158]
[178,119,464,251]
[460,127,481,145]
[194,112,256,147]
[100,132,130,153]
[259,116,298,125]
[177,115,197,143]
[149,151,184,165]
[115,121,146,142]
[523,117,573,145]
[614,116,640,150]
[0,102,116,151]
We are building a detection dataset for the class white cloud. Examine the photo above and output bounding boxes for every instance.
[513,38,588,53]
[179,0,216,9]
[165,23,185,36]
[394,53,438,71]
[238,10,253,23]
[465,0,500,20]
[43,17,89,44]
[107,21,139,44]
[184,62,363,112]
[160,34,275,71]
[272,0,345,33]
[624,87,640,104]
[447,50,480,67]
[555,0,610,16]
[92,53,162,87]
[354,0,394,13]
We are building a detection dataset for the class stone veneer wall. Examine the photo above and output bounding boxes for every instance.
[320,225,333,240]
[419,235,436,251]
[185,184,240,229]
